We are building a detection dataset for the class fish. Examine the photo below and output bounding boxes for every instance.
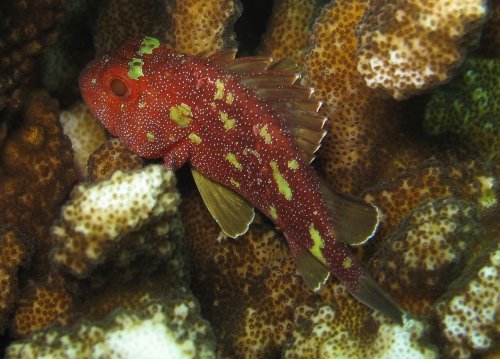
[79,36,404,323]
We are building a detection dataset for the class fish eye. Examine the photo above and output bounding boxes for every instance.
[106,76,131,99]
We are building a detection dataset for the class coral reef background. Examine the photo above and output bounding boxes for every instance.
[0,0,499,358]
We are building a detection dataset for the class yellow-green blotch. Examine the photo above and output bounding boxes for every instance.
[343,257,352,269]
[269,206,278,220]
[287,159,299,170]
[230,178,240,188]
[220,111,236,130]
[226,153,243,170]
[127,58,144,80]
[309,223,326,263]
[188,133,202,144]
[270,161,292,200]
[170,103,192,128]
[259,125,272,144]
[146,132,155,142]
[226,92,234,104]
[138,102,147,109]
[136,36,160,55]
[214,79,225,100]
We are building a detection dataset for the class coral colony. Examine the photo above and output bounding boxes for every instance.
[1,1,498,358]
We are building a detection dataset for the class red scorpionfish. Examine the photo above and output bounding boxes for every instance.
[80,36,404,323]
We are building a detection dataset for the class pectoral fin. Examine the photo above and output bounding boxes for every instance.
[191,167,255,238]
[295,249,330,292]
[320,181,380,246]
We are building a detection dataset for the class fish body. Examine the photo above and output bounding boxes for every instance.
[80,36,403,323]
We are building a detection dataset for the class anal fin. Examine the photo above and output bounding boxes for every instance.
[296,249,330,292]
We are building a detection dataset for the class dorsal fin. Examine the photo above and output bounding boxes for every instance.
[223,55,327,163]
[206,49,238,67]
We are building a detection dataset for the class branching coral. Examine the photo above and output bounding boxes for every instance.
[363,157,497,239]
[283,306,437,359]
[11,274,74,338]
[424,58,500,163]
[164,0,242,55]
[0,0,66,113]
[302,0,400,194]
[87,138,144,182]
[258,0,323,64]
[93,0,167,55]
[59,102,107,179]
[6,298,217,359]
[369,198,482,315]
[435,238,500,358]
[181,188,318,358]
[51,165,181,281]
[0,229,32,334]
[357,0,488,100]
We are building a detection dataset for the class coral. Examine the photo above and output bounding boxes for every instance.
[93,0,167,56]
[357,0,488,100]
[6,298,217,359]
[164,0,242,55]
[10,274,74,338]
[59,102,107,179]
[0,90,76,253]
[302,0,401,194]
[363,157,497,239]
[0,228,32,334]
[424,58,500,163]
[87,138,144,182]
[258,0,323,64]
[51,165,182,282]
[181,188,319,358]
[369,197,482,315]
[0,0,66,113]
[435,237,500,359]
[283,306,437,358]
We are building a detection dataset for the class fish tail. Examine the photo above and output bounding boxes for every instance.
[334,254,404,324]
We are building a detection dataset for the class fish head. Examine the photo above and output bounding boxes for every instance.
[79,37,184,159]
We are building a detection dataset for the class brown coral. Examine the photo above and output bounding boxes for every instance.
[0,0,66,113]
[93,0,167,55]
[59,102,107,179]
[435,237,500,359]
[7,297,217,359]
[0,90,76,244]
[11,274,73,338]
[51,165,181,282]
[164,0,242,55]
[87,138,144,182]
[302,0,401,194]
[370,197,482,315]
[363,156,497,239]
[181,187,317,358]
[259,0,322,64]
[357,0,488,100]
[283,305,437,358]
[0,228,32,333]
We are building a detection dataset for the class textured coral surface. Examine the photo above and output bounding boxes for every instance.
[1,0,500,358]
[357,0,488,99]
[303,0,400,194]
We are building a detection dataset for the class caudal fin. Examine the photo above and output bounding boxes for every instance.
[353,271,404,324]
